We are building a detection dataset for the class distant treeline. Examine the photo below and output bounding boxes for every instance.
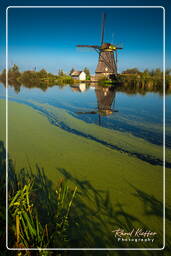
[118,68,171,93]
[0,65,171,94]
[0,64,75,89]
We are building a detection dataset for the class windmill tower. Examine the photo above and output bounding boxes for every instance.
[77,13,123,80]
[76,86,118,126]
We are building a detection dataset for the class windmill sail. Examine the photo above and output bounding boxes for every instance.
[96,14,118,78]
[76,13,123,80]
[101,13,106,45]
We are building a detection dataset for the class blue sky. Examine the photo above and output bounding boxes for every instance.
[0,0,171,74]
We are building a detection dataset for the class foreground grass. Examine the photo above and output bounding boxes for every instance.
[0,142,78,251]
[9,173,77,249]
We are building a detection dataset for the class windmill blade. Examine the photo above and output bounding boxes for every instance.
[77,45,100,49]
[115,43,124,49]
[76,110,118,114]
[115,50,118,66]
[101,13,106,45]
[111,32,115,45]
[76,111,97,114]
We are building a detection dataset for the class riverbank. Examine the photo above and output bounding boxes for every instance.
[97,72,171,93]
[0,66,171,94]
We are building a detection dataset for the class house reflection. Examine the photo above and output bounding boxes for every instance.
[71,83,87,93]
[79,83,86,92]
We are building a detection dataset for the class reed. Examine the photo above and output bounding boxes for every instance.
[8,167,77,249]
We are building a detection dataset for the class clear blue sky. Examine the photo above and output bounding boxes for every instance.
[0,0,171,74]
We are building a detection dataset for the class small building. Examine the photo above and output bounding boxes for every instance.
[70,70,86,81]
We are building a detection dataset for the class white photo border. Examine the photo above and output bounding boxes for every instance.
[5,5,166,251]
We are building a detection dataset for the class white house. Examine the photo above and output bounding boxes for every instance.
[70,70,86,81]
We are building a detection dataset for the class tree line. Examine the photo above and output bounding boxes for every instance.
[0,65,170,93]
[0,65,91,87]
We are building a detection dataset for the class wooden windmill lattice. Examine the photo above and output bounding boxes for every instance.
[77,13,123,80]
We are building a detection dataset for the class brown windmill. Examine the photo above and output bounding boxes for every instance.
[77,13,123,80]
[76,86,118,126]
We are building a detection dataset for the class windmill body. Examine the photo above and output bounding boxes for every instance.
[77,14,123,80]
[95,44,117,78]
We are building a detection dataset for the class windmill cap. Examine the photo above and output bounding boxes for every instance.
[101,43,123,50]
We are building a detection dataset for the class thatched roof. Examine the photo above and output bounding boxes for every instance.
[71,70,82,76]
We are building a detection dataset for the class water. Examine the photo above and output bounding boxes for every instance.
[1,83,170,147]
[0,82,171,248]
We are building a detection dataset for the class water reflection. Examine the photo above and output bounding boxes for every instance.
[95,86,118,115]
[70,83,89,93]
[79,83,87,92]
[5,79,170,96]
[1,82,170,147]
[76,85,118,126]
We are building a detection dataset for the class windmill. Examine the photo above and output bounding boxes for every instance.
[76,86,118,126]
[77,13,123,80]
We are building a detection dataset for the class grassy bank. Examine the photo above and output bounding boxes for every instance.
[98,68,171,94]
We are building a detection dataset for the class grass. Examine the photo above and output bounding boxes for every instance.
[1,145,78,251]
[8,170,77,249]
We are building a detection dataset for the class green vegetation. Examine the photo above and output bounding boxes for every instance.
[83,67,91,80]
[0,140,79,251]
[122,68,142,74]
[8,168,77,249]
[97,68,171,94]
[0,65,171,94]
[118,68,171,94]
[98,76,114,85]
[0,65,75,92]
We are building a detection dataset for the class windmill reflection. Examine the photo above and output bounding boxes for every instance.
[76,85,118,126]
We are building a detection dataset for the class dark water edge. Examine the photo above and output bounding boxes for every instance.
[70,112,168,148]
[2,97,171,168]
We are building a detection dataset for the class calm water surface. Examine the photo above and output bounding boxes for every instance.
[1,83,171,147]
